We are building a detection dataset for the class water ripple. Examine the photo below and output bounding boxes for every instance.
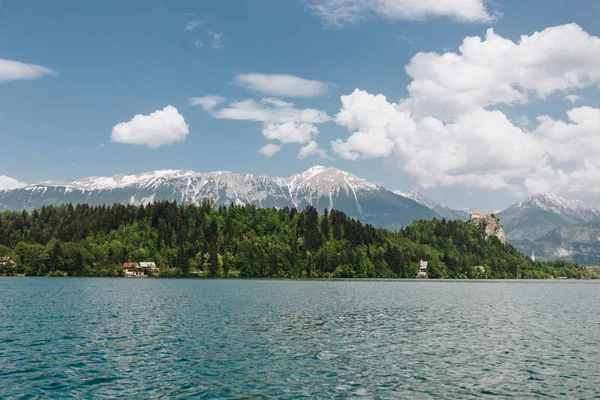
[1,278,599,398]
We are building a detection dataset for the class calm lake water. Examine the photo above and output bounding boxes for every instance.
[1,279,599,398]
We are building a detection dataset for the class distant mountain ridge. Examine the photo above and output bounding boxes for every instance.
[5,168,600,264]
[393,189,469,221]
[498,193,600,240]
[499,193,600,264]
[0,166,439,230]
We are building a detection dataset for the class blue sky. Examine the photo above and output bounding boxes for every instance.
[2,0,600,210]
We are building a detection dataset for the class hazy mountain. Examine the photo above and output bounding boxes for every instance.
[393,189,469,221]
[499,193,600,264]
[0,166,439,230]
[498,193,600,240]
[511,223,600,265]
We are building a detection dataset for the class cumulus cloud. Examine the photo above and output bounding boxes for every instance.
[330,24,600,196]
[188,95,226,111]
[298,141,329,159]
[262,122,318,144]
[0,175,27,191]
[111,106,189,148]
[235,73,329,97]
[0,58,56,83]
[307,0,495,26]
[199,94,330,156]
[213,97,329,147]
[259,143,282,157]
[401,23,600,121]
[333,95,600,193]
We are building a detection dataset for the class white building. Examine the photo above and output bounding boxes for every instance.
[139,262,157,271]
[418,260,428,277]
[123,262,156,277]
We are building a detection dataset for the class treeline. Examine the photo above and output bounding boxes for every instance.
[0,201,595,279]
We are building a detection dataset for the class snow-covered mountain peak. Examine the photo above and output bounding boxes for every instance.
[393,188,469,221]
[393,189,437,210]
[0,166,439,229]
[301,165,328,177]
[521,193,600,217]
[287,166,380,194]
[71,169,198,190]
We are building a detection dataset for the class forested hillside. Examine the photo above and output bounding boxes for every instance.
[0,201,594,279]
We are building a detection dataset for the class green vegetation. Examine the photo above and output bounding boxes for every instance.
[0,201,596,279]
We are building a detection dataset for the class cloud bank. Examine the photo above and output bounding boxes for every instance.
[330,24,600,196]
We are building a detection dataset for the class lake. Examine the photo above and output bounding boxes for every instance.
[1,278,599,398]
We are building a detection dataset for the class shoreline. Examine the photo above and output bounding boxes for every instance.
[1,275,597,283]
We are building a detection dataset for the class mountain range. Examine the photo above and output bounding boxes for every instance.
[498,193,600,264]
[393,189,469,221]
[0,166,438,230]
[2,166,600,264]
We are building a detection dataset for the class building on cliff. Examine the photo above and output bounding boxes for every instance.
[469,212,506,244]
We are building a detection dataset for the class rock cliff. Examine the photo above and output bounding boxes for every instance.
[469,212,506,244]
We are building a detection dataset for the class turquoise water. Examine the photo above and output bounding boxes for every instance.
[1,279,599,398]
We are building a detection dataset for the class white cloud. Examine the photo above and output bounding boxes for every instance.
[298,141,329,159]
[307,0,495,26]
[111,106,189,148]
[0,175,27,191]
[185,20,203,31]
[401,23,600,121]
[333,92,600,194]
[213,98,328,146]
[330,24,600,196]
[332,89,414,159]
[262,122,318,144]
[0,58,56,83]
[202,95,330,154]
[213,98,329,124]
[564,94,582,103]
[208,31,223,49]
[188,95,226,111]
[235,73,329,97]
[259,144,282,157]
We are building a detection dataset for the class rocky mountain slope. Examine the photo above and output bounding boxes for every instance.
[510,223,600,265]
[499,193,600,264]
[0,166,439,230]
[393,189,469,221]
[498,193,600,240]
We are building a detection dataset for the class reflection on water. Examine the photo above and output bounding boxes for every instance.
[1,278,599,398]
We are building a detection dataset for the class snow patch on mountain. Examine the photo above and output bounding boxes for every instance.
[0,166,442,229]
[393,189,468,220]
[519,193,600,220]
[394,189,438,210]
[555,247,574,258]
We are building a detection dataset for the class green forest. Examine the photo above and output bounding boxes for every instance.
[0,201,595,279]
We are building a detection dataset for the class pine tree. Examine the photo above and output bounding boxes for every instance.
[48,240,63,272]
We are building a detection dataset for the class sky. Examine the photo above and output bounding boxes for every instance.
[1,0,600,211]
